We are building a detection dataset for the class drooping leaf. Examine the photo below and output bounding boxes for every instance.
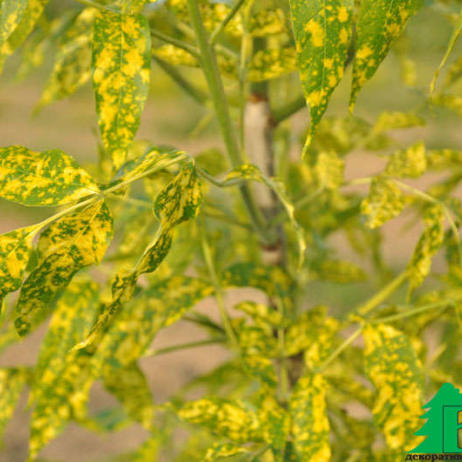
[0,368,28,443]
[385,141,427,179]
[36,8,97,109]
[0,226,35,307]
[29,280,100,459]
[361,176,405,228]
[176,397,262,443]
[0,0,49,70]
[92,10,151,169]
[0,146,99,207]
[15,200,113,336]
[289,373,331,462]
[0,0,28,47]
[408,204,445,292]
[289,0,352,147]
[363,324,424,453]
[103,362,154,430]
[350,0,422,109]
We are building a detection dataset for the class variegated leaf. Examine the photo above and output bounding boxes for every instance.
[373,111,425,133]
[361,176,405,228]
[15,201,113,336]
[204,443,251,461]
[0,146,99,207]
[363,324,424,453]
[350,0,421,108]
[37,8,97,109]
[0,226,35,307]
[176,397,262,443]
[92,11,151,169]
[385,141,427,179]
[0,0,49,71]
[0,368,28,443]
[248,47,297,82]
[290,373,331,461]
[0,0,28,47]
[408,204,445,291]
[290,0,352,147]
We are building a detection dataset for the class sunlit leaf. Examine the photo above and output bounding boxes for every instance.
[15,200,113,336]
[363,324,424,453]
[350,0,421,109]
[385,141,427,179]
[92,10,151,169]
[290,0,352,147]
[0,145,99,207]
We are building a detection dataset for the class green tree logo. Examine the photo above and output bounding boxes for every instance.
[410,383,462,454]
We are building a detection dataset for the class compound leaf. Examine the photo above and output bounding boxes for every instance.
[363,324,424,453]
[350,0,421,109]
[0,146,99,207]
[92,10,151,169]
[290,0,352,147]
[15,200,113,336]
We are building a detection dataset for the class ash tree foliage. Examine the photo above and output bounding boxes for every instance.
[1,0,462,460]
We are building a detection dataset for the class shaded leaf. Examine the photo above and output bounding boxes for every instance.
[0,146,99,207]
[361,176,405,228]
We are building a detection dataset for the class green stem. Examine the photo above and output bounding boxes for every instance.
[153,57,207,104]
[186,0,273,245]
[200,229,238,348]
[143,338,225,358]
[210,0,247,44]
[316,327,363,373]
[355,271,408,316]
[273,95,306,125]
[151,30,200,59]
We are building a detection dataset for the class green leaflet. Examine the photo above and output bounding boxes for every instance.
[15,200,113,336]
[0,0,48,70]
[37,8,97,109]
[350,0,421,109]
[289,0,352,147]
[0,145,99,207]
[103,362,154,430]
[0,368,28,443]
[92,10,151,169]
[0,226,35,307]
[427,149,462,170]
[234,301,286,328]
[408,204,445,292]
[289,373,331,462]
[363,324,424,453]
[176,397,262,443]
[28,281,100,459]
[0,0,28,47]
[77,163,202,349]
[385,141,427,179]
[248,47,297,82]
[361,176,405,228]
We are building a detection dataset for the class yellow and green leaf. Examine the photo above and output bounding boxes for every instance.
[289,0,352,148]
[385,141,427,179]
[350,0,422,109]
[0,145,99,207]
[289,373,331,462]
[92,11,151,169]
[0,0,28,47]
[15,200,113,336]
[363,324,424,453]
[0,226,35,307]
